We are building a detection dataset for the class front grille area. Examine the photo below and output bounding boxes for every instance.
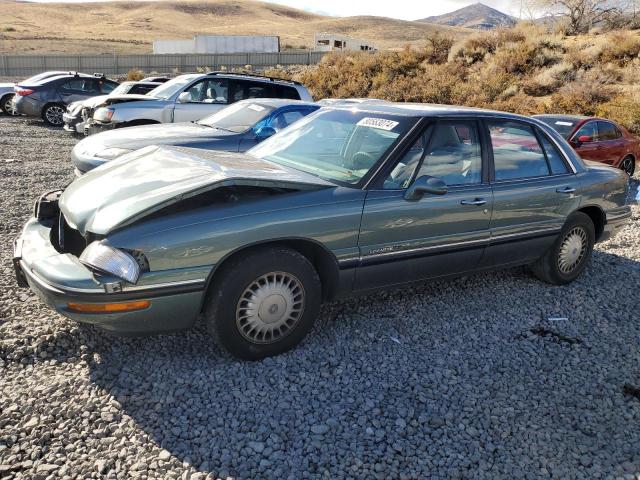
[51,213,87,257]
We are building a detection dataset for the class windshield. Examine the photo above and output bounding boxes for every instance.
[198,101,275,132]
[110,83,133,96]
[536,116,580,139]
[147,74,200,100]
[248,109,415,185]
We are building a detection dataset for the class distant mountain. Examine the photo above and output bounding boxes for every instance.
[418,3,517,30]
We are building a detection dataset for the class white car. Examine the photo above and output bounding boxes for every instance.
[85,72,313,135]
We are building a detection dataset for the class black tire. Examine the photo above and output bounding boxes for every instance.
[0,94,18,116]
[204,247,322,360]
[620,155,635,177]
[530,212,595,285]
[42,103,65,126]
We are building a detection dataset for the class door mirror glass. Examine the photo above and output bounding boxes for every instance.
[577,135,593,143]
[177,92,191,104]
[404,175,448,201]
[255,125,277,140]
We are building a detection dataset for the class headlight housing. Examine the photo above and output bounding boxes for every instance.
[79,242,140,284]
[94,107,114,123]
[96,147,132,160]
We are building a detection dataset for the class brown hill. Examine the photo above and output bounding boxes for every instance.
[0,0,469,54]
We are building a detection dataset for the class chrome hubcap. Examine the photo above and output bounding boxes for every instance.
[236,271,305,344]
[558,227,587,274]
[45,106,64,125]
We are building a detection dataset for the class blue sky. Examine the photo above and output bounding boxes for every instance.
[20,0,527,20]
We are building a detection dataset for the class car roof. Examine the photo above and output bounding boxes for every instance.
[329,102,540,121]
[235,98,317,109]
[32,73,104,85]
[533,114,589,121]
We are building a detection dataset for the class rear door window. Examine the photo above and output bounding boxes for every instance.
[272,84,300,100]
[183,79,228,104]
[538,133,569,175]
[489,121,550,181]
[597,121,621,141]
[270,109,308,130]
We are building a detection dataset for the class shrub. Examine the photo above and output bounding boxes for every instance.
[3,26,16,32]
[599,31,640,65]
[424,32,455,65]
[451,28,528,65]
[597,96,640,135]
[126,69,145,81]
[523,62,576,96]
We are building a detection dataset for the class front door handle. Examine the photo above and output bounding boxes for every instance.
[556,187,576,194]
[460,198,487,206]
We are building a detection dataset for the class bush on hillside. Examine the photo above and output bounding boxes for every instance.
[126,69,145,81]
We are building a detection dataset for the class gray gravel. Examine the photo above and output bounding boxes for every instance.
[1,113,640,480]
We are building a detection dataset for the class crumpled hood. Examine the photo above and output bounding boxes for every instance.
[60,145,334,236]
[102,94,155,105]
[81,94,111,109]
[77,122,235,153]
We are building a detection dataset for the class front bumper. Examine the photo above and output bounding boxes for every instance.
[600,205,632,242]
[63,112,85,134]
[14,217,205,334]
[86,120,115,136]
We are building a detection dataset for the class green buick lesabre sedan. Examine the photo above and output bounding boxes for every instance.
[14,104,631,359]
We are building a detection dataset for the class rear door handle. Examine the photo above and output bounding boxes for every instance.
[461,198,487,206]
[556,187,576,194]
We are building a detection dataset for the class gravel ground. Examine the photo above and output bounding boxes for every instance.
[1,113,640,480]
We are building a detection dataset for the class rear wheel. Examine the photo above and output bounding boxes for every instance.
[530,212,595,285]
[620,155,635,177]
[0,94,18,116]
[42,103,65,126]
[204,247,322,360]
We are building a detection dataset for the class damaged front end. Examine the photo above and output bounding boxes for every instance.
[13,145,335,333]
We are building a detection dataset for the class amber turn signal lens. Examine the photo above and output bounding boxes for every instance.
[67,300,150,313]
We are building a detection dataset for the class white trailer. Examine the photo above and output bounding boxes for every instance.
[313,34,376,52]
[194,35,280,54]
[153,39,196,55]
[152,36,280,54]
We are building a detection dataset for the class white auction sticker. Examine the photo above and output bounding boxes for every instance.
[555,121,574,126]
[248,104,265,112]
[357,117,399,131]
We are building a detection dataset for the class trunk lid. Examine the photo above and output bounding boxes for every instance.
[59,145,334,236]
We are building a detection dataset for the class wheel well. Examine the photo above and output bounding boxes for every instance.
[577,206,605,241]
[200,239,340,312]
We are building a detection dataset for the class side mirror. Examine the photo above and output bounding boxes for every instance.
[577,135,593,143]
[404,175,448,201]
[177,92,191,104]
[255,126,276,140]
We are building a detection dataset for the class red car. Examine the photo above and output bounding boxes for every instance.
[534,114,639,176]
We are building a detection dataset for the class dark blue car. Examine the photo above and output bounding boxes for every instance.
[71,98,319,175]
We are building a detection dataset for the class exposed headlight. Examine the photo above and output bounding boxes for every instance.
[79,241,140,284]
[68,102,82,114]
[96,147,132,160]
[94,107,114,123]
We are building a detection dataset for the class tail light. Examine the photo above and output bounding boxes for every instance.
[15,87,34,96]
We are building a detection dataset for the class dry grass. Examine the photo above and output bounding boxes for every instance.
[0,0,469,54]
[266,27,640,134]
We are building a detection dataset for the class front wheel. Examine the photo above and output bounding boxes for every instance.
[530,212,595,285]
[42,103,65,126]
[620,155,635,177]
[204,247,322,360]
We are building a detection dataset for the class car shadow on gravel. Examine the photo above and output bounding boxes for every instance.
[70,246,640,479]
